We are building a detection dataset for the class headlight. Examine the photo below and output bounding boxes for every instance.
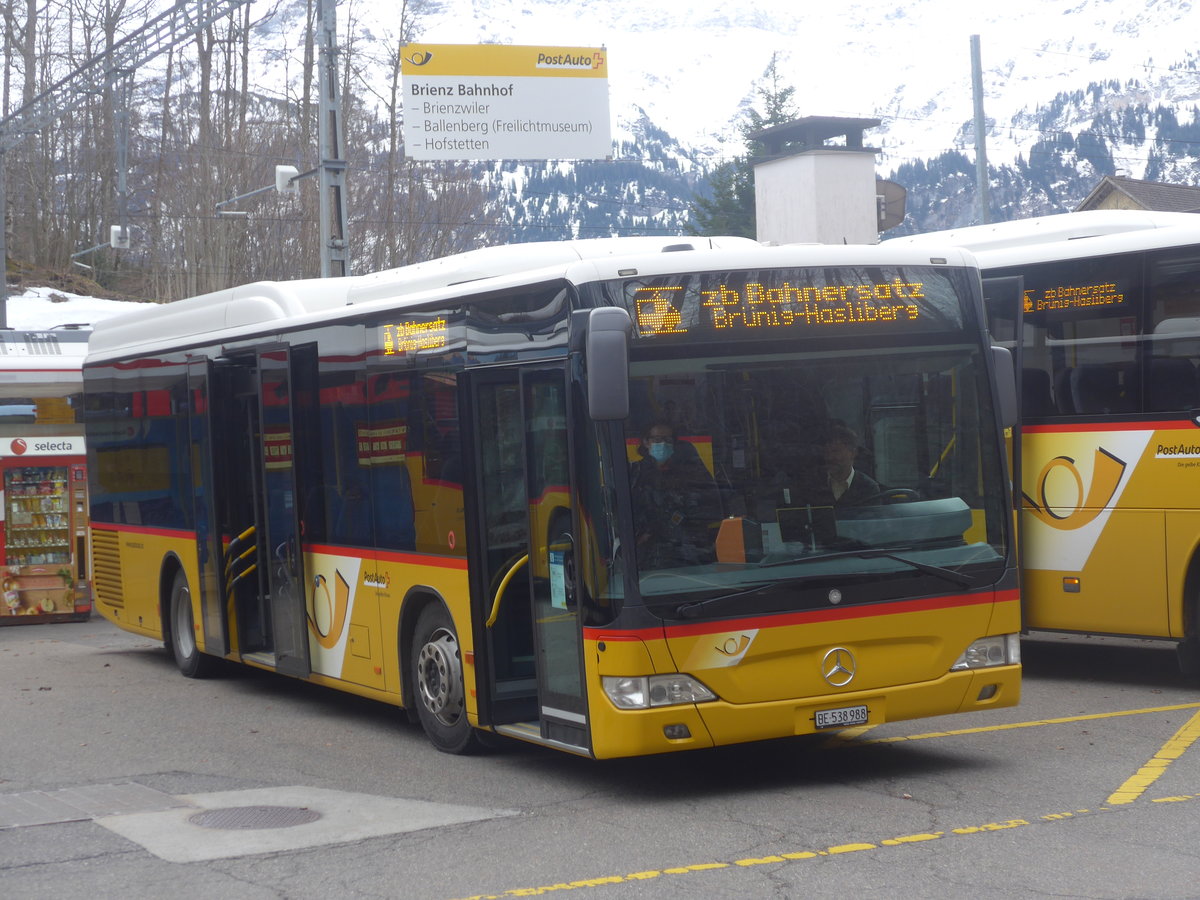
[602,674,717,709]
[950,634,1021,671]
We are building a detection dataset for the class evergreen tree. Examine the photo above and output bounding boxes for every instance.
[690,160,755,237]
[689,55,798,238]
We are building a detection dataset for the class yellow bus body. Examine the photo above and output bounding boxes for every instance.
[584,591,1020,758]
[93,518,1019,759]
[1020,422,1200,639]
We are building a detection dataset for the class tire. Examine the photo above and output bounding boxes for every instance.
[168,570,217,678]
[1178,637,1200,680]
[411,603,480,754]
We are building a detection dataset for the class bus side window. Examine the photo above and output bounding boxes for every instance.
[1148,308,1200,412]
[1053,367,1075,415]
[367,371,417,552]
[1021,367,1054,418]
[1146,356,1199,411]
[1071,364,1134,415]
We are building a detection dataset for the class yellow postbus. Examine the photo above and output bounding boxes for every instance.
[83,237,1021,758]
[899,210,1200,676]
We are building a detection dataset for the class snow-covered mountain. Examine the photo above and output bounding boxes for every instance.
[401,0,1200,172]
[11,0,1199,300]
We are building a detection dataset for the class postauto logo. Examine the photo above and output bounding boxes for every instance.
[535,50,605,70]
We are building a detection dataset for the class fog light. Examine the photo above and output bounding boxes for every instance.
[663,724,692,740]
[950,634,1020,671]
[976,684,998,701]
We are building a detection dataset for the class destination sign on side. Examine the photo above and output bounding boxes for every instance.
[382,318,448,355]
[1023,282,1127,314]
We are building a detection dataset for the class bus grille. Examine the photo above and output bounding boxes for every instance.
[91,529,124,609]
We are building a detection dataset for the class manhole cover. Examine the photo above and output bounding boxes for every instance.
[188,805,321,830]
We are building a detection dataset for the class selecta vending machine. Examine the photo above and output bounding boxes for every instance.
[0,328,92,624]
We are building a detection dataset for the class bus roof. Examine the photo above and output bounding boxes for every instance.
[889,209,1200,253]
[0,328,89,368]
[85,236,980,362]
[0,329,88,397]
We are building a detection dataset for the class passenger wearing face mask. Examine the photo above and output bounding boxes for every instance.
[630,422,723,569]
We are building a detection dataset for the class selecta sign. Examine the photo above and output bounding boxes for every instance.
[401,43,612,160]
[5,436,84,457]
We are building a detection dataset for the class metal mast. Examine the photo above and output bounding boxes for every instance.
[317,0,350,277]
[971,34,991,225]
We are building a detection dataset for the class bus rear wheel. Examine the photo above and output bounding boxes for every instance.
[168,570,217,678]
[411,603,479,754]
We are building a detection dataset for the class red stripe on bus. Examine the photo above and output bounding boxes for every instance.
[89,521,194,540]
[2,368,80,374]
[1023,419,1191,434]
[87,525,468,571]
[304,543,468,569]
[584,589,1017,642]
[109,358,177,371]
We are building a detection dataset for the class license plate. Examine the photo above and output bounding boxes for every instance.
[814,705,869,729]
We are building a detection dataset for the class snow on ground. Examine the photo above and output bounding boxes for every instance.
[2,287,147,331]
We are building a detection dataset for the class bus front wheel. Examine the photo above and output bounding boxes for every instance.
[411,603,479,754]
[1179,638,1200,680]
[168,570,217,678]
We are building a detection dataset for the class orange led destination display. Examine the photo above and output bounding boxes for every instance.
[622,269,964,339]
[382,318,449,355]
[1023,282,1126,313]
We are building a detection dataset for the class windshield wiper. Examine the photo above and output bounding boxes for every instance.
[672,582,779,619]
[671,549,979,620]
[761,547,978,588]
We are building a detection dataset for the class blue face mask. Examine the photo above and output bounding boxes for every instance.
[649,442,674,463]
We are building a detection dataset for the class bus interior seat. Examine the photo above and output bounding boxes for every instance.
[1021,367,1054,417]
[1070,364,1135,415]
[1054,367,1075,414]
[1146,357,1200,411]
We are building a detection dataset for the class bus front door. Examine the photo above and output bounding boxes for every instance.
[473,367,590,753]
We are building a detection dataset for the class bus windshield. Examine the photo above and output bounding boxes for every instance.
[617,277,1007,619]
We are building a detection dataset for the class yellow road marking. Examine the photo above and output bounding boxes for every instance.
[820,724,877,746]
[851,702,1200,744]
[1106,707,1200,805]
[451,703,1200,899]
[451,794,1200,899]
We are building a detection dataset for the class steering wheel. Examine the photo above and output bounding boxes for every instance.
[859,488,920,504]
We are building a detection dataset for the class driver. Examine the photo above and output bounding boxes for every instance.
[816,423,879,506]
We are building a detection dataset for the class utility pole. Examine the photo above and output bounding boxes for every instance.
[317,0,350,277]
[970,34,991,225]
[110,68,134,251]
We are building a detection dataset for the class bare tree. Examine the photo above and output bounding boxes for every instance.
[346,0,499,273]
[2,0,505,300]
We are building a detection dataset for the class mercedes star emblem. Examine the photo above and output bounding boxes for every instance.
[821,647,857,687]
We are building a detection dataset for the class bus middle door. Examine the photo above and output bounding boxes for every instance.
[256,347,312,678]
[473,366,590,753]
